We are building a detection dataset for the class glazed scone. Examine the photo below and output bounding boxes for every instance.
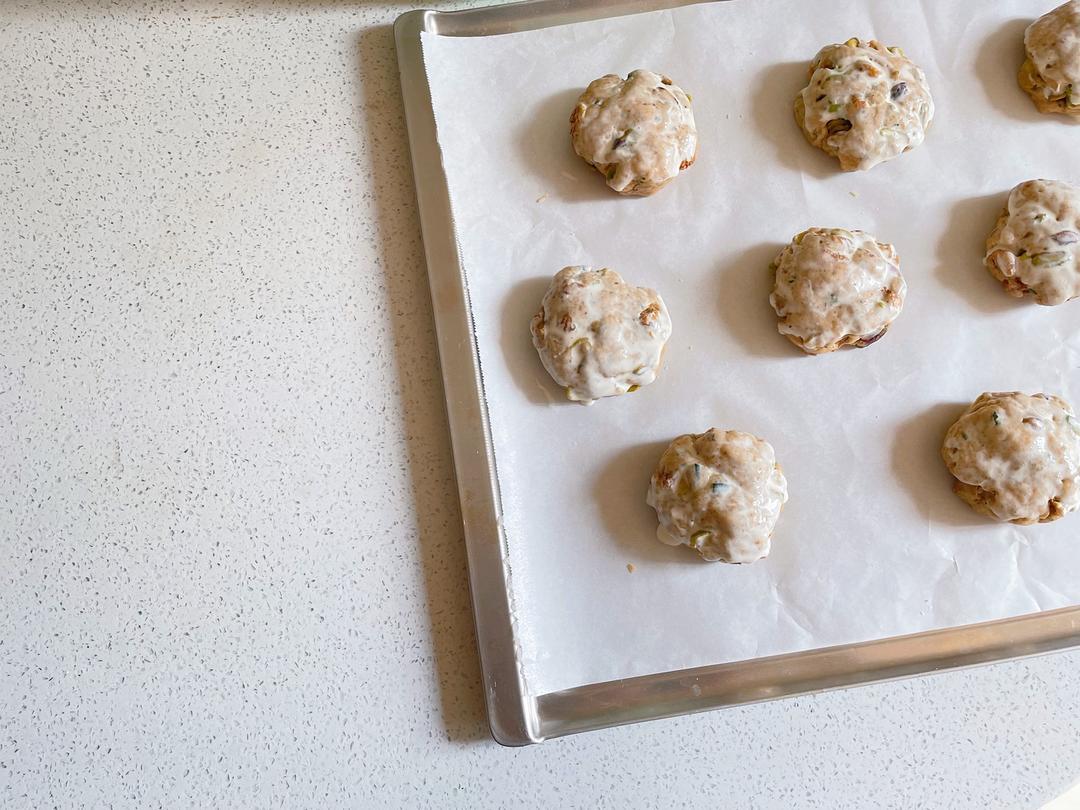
[941,392,1080,524]
[1019,1,1080,116]
[985,179,1080,305]
[530,266,671,404]
[569,69,697,196]
[769,227,906,355]
[795,39,934,171]
[646,429,788,563]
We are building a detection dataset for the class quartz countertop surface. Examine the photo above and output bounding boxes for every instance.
[2,2,1079,807]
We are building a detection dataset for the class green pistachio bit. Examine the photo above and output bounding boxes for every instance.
[689,530,710,548]
[627,384,640,393]
[1034,213,1047,223]
[827,102,843,113]
[844,37,860,47]
[992,411,1001,426]
[1032,251,1067,267]
[876,300,886,308]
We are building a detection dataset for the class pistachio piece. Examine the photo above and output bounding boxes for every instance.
[1031,251,1067,267]
[989,250,1017,277]
[826,118,853,135]
[689,530,710,548]
[854,328,887,348]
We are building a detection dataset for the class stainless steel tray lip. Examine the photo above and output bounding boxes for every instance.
[396,0,1080,746]
[395,6,536,746]
[535,605,1080,740]
[419,0,714,37]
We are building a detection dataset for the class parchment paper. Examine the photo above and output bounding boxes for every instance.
[421,0,1080,696]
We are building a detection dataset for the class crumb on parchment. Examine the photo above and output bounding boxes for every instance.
[626,563,635,573]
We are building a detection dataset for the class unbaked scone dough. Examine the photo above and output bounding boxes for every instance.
[769,227,906,355]
[941,392,1080,524]
[795,38,934,171]
[1019,0,1080,116]
[985,179,1080,305]
[530,266,672,404]
[569,69,697,196]
[646,429,788,563]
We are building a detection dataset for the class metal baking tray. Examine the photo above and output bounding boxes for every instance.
[394,0,1080,746]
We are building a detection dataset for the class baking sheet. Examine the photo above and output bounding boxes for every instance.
[421,0,1080,697]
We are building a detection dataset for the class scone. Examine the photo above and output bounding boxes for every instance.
[530,266,671,404]
[795,38,934,171]
[646,429,788,563]
[569,69,697,196]
[941,392,1080,524]
[1018,1,1080,116]
[769,227,906,355]
[985,179,1080,305]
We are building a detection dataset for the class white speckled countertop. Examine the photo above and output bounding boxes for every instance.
[2,2,1079,807]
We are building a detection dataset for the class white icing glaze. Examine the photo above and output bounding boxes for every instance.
[769,227,906,354]
[570,69,697,195]
[796,39,934,171]
[646,429,787,564]
[1022,0,1080,108]
[530,266,672,404]
[942,392,1080,524]
[985,179,1080,306]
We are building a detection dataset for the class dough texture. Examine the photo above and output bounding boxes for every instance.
[985,179,1080,306]
[646,429,788,563]
[795,38,934,171]
[769,227,906,354]
[942,392,1080,524]
[530,266,671,404]
[570,69,697,195]
[1019,1,1080,116]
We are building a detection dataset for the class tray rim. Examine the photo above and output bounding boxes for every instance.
[394,0,1080,746]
